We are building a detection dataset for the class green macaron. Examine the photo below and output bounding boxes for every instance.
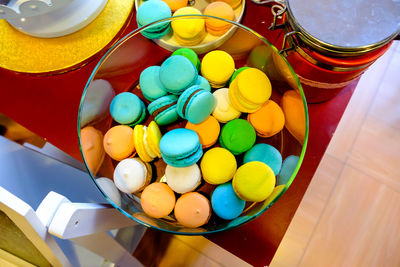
[219,119,256,155]
[172,48,201,72]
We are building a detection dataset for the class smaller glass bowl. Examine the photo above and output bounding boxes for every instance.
[78,15,308,235]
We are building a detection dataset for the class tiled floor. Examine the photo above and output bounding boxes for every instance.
[135,41,400,266]
[271,41,400,267]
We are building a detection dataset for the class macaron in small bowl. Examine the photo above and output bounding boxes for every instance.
[79,15,308,235]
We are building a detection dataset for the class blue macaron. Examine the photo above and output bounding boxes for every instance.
[177,85,216,124]
[211,182,245,220]
[139,66,168,101]
[109,92,146,126]
[195,75,211,92]
[277,155,300,185]
[159,128,203,167]
[147,95,179,126]
[243,143,282,175]
[136,0,172,39]
[159,55,198,95]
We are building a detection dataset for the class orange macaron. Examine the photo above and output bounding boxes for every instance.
[212,0,242,9]
[281,90,306,144]
[81,126,105,175]
[247,100,285,137]
[103,125,136,161]
[174,192,211,228]
[141,182,176,219]
[185,116,220,148]
[162,0,187,11]
[204,2,235,36]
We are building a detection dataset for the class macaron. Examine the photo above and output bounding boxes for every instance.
[200,147,237,184]
[177,85,216,124]
[145,121,162,158]
[185,116,220,148]
[171,7,206,46]
[281,90,306,144]
[80,126,105,175]
[96,177,121,206]
[109,92,146,126]
[162,0,187,11]
[159,128,203,167]
[277,155,300,186]
[148,95,179,126]
[139,66,168,101]
[136,0,172,39]
[133,124,161,162]
[212,0,242,9]
[247,100,285,137]
[165,163,201,194]
[201,50,235,88]
[172,48,200,72]
[243,143,282,175]
[230,67,249,84]
[195,76,211,92]
[103,125,136,161]
[204,2,234,36]
[232,161,276,202]
[219,119,256,155]
[141,182,176,218]
[212,88,241,123]
[159,55,198,95]
[174,192,211,228]
[229,68,272,113]
[211,182,245,220]
[80,79,115,127]
[113,158,152,194]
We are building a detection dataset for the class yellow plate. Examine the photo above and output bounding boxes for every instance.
[135,0,246,54]
[0,0,134,74]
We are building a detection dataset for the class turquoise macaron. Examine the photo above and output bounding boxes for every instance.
[211,182,245,220]
[277,155,299,185]
[159,128,203,167]
[177,85,216,124]
[147,95,179,126]
[139,66,167,101]
[109,92,146,126]
[219,119,256,155]
[243,143,282,175]
[195,75,211,92]
[159,55,198,95]
[136,0,172,39]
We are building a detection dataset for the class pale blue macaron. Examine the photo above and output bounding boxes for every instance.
[139,66,167,101]
[159,128,203,167]
[136,0,171,39]
[277,155,299,185]
[177,85,216,124]
[195,75,211,92]
[159,55,198,95]
[243,143,282,175]
[109,92,146,126]
[211,182,245,220]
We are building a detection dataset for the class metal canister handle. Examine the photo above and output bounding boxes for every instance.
[269,4,287,30]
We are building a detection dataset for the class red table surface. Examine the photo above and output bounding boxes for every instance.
[0,2,357,266]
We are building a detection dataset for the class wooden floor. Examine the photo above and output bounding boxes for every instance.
[133,41,400,266]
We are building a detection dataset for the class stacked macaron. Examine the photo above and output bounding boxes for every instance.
[136,0,172,39]
[89,48,303,230]
[172,7,206,46]
[204,2,235,36]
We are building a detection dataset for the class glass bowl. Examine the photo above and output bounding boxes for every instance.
[78,15,309,235]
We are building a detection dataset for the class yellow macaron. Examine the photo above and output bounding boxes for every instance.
[201,50,235,88]
[200,147,237,184]
[172,7,206,46]
[133,124,159,162]
[229,68,272,113]
[145,121,162,158]
[232,161,275,202]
